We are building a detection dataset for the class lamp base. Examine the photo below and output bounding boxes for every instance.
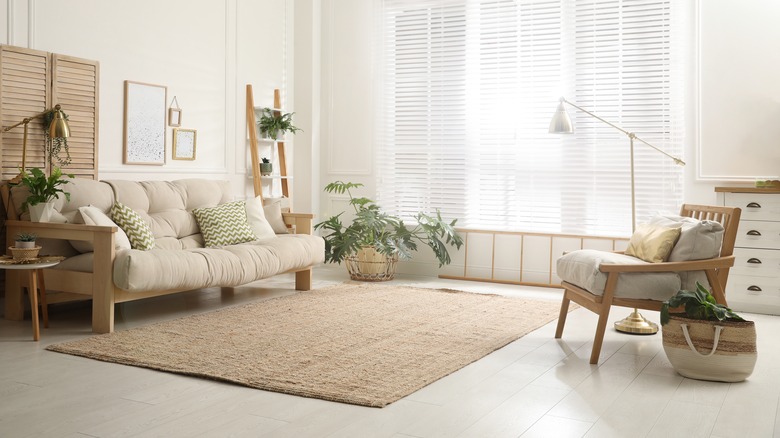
[614,309,658,335]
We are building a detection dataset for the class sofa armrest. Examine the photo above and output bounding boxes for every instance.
[5,220,117,244]
[282,212,314,235]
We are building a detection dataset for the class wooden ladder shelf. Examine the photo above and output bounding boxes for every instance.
[246,84,289,201]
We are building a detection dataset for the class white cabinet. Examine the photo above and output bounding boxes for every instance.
[717,187,780,314]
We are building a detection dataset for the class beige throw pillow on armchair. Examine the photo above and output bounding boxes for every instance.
[625,223,682,263]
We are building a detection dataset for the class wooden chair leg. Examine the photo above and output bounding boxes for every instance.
[590,272,619,364]
[555,291,571,338]
[37,270,48,329]
[590,308,611,364]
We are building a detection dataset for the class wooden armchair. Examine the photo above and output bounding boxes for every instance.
[554,204,741,364]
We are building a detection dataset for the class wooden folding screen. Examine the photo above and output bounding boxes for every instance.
[0,45,50,180]
[0,45,99,181]
[51,54,99,180]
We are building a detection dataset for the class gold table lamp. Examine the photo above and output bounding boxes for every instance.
[1,104,70,180]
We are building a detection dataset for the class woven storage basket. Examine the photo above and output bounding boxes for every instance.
[662,314,757,382]
[9,246,41,261]
[345,247,398,282]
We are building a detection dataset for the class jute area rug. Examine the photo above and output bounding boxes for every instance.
[48,283,563,407]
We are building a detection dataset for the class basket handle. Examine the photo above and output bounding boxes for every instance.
[680,323,724,357]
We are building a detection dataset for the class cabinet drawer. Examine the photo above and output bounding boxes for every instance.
[735,220,780,250]
[727,275,780,315]
[732,248,780,278]
[725,193,780,221]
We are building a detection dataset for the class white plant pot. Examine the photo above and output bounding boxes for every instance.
[14,241,36,249]
[29,202,56,222]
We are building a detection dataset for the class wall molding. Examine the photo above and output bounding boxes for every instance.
[6,0,13,45]
[99,166,229,175]
[26,0,33,48]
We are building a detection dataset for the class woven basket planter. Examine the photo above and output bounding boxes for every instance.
[345,247,398,282]
[662,314,757,382]
[9,246,41,261]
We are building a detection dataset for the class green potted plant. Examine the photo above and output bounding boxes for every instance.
[260,157,273,176]
[14,232,37,249]
[660,283,756,382]
[257,108,301,140]
[16,167,74,222]
[314,181,463,281]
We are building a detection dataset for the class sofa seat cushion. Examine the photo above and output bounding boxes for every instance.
[113,234,325,292]
[556,249,681,301]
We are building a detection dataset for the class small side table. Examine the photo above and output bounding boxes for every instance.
[0,257,62,341]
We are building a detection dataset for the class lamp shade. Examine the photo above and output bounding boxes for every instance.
[548,101,573,134]
[49,107,70,138]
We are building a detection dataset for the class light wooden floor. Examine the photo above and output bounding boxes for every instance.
[1,266,778,438]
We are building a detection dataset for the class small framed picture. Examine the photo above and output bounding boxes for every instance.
[168,108,182,127]
[172,128,197,160]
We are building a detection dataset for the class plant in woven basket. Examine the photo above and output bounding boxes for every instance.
[660,282,745,325]
[314,181,463,270]
[660,282,756,383]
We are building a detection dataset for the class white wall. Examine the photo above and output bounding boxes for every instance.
[317,0,780,276]
[1,0,296,201]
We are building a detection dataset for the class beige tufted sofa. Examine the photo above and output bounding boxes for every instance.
[4,178,324,334]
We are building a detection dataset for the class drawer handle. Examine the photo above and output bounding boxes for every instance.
[747,258,763,264]
[748,285,762,292]
[747,230,762,236]
[747,202,762,208]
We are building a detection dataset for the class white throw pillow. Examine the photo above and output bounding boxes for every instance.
[649,215,724,261]
[263,200,289,234]
[245,196,276,240]
[70,205,132,253]
[649,214,725,291]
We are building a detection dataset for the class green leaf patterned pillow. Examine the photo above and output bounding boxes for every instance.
[193,201,257,248]
[110,201,156,251]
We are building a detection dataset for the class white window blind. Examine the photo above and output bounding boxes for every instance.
[376,0,685,236]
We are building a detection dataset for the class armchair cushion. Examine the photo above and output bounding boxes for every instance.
[556,249,681,301]
[649,215,724,290]
[625,223,681,263]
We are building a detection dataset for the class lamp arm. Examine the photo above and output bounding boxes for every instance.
[632,135,686,166]
[1,104,61,133]
[559,98,685,166]
[560,98,631,137]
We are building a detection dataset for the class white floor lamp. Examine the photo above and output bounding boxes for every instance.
[549,97,685,334]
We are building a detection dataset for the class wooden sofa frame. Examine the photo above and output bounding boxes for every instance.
[4,213,315,334]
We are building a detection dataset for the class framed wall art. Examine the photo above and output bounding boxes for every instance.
[172,128,197,160]
[168,96,182,127]
[123,80,167,165]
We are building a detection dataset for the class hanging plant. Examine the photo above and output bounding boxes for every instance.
[43,109,72,167]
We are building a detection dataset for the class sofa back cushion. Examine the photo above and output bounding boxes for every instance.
[106,179,231,249]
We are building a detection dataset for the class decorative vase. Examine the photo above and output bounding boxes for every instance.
[29,201,56,222]
[662,314,757,382]
[345,247,398,282]
[260,162,273,176]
